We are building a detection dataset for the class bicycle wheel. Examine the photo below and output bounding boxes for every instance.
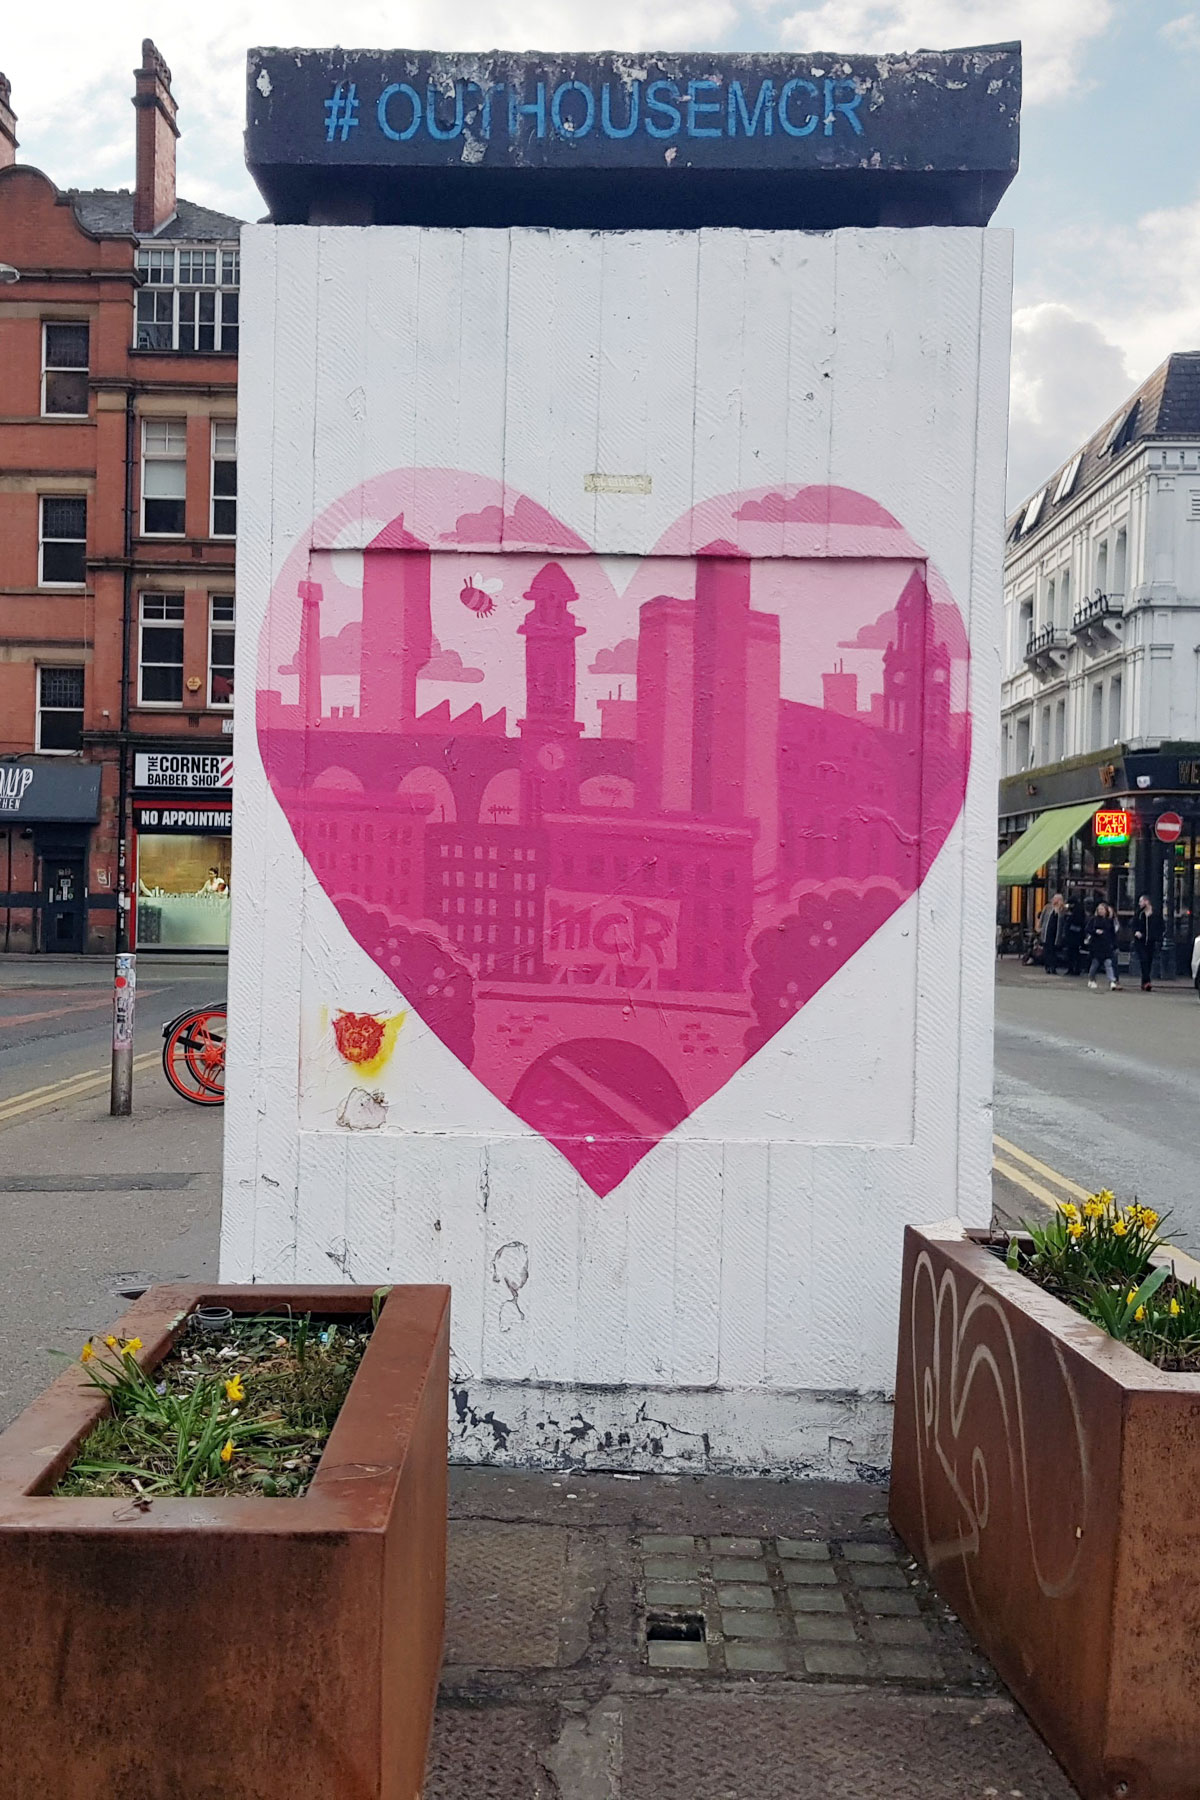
[162,1007,227,1105]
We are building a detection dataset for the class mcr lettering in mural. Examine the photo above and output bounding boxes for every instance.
[258,474,970,1195]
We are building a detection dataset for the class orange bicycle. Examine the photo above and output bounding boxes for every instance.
[161,1005,227,1105]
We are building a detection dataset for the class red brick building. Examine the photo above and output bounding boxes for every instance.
[0,42,240,954]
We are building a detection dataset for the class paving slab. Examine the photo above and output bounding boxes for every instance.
[440,1468,1079,1797]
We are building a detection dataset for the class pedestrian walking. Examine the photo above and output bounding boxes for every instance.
[1038,893,1066,975]
[1085,902,1121,990]
[1065,892,1085,976]
[1131,894,1162,992]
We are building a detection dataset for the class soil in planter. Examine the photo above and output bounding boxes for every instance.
[54,1312,372,1500]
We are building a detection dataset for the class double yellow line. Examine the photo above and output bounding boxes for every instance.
[993,1133,1090,1213]
[0,1052,159,1127]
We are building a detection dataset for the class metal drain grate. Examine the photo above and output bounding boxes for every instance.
[635,1533,990,1685]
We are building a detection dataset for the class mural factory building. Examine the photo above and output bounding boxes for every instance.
[225,45,1020,1472]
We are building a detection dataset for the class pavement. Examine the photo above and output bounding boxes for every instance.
[434,1467,1078,1798]
[10,955,1190,1794]
[0,954,223,1422]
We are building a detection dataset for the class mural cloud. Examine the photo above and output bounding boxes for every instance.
[588,638,638,675]
[419,637,485,683]
[840,602,969,660]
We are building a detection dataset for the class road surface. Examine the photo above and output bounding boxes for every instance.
[993,959,1199,1247]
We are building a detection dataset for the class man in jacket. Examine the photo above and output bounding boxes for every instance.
[1132,894,1162,992]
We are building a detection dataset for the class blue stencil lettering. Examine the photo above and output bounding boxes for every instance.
[824,77,865,136]
[426,79,465,141]
[686,78,723,138]
[777,78,819,138]
[551,80,596,138]
[600,80,641,139]
[727,78,774,137]
[377,83,422,141]
[508,81,547,139]
[644,79,682,139]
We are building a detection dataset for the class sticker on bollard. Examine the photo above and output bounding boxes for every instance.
[111,951,136,1116]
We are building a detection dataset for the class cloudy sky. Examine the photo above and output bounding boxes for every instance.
[6,2,1198,505]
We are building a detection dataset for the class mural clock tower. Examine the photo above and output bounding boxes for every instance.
[517,561,586,817]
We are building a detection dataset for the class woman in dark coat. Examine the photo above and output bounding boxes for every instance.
[1085,903,1120,990]
[1131,894,1162,992]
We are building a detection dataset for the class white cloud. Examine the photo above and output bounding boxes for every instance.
[1161,13,1200,51]
[1007,304,1131,504]
[1007,190,1200,504]
[773,1,1112,102]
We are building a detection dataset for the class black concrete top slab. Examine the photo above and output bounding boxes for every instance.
[245,45,1021,229]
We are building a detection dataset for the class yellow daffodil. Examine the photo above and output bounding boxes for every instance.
[1096,1190,1115,1206]
[122,1337,143,1356]
[1140,1209,1159,1230]
[80,1341,95,1364]
[224,1374,245,1404]
[1126,1289,1138,1305]
[1067,1222,1084,1239]
[1113,1219,1128,1237]
[1084,1201,1105,1219]
[1059,1202,1079,1220]
[220,1439,235,1464]
[1171,1299,1182,1318]
[1135,1306,1146,1322]
[103,1335,118,1349]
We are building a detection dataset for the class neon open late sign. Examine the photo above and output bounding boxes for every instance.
[1095,810,1132,845]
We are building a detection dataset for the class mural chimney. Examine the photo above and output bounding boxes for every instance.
[692,545,752,819]
[297,580,323,728]
[0,74,18,171]
[360,519,432,728]
[133,40,179,234]
[636,596,694,813]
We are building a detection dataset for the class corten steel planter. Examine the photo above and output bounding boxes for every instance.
[890,1224,1200,1800]
[0,1282,450,1800]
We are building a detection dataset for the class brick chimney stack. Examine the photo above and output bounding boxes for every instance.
[132,39,178,234]
[0,73,18,171]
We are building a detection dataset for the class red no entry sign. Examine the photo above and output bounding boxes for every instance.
[1156,811,1183,844]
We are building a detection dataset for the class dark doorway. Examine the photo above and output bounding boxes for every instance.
[42,855,85,953]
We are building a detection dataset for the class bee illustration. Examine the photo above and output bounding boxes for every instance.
[459,571,503,617]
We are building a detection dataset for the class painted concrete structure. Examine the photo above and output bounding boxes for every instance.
[224,49,1015,1473]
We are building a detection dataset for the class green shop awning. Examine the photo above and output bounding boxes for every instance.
[997,802,1099,885]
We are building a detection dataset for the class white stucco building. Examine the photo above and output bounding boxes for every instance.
[999,351,1200,961]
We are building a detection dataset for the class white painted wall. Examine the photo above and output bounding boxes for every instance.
[1002,446,1200,769]
[223,224,1012,1474]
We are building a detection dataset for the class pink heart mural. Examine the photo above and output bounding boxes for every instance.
[257,472,970,1197]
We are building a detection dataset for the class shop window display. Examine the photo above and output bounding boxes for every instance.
[137,834,231,949]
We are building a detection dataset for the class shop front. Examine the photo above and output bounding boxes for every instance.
[998,744,1200,975]
[0,760,105,954]
[132,752,233,952]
